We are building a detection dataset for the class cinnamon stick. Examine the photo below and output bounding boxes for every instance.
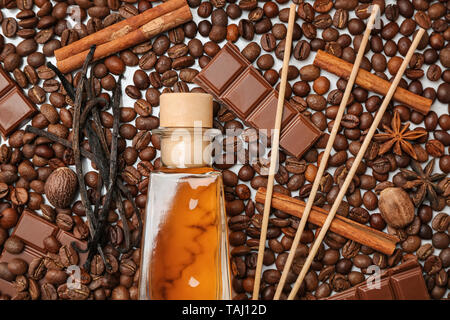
[54,0,187,61]
[56,5,192,74]
[255,188,398,255]
[313,50,432,115]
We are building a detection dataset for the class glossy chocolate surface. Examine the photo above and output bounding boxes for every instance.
[194,42,322,158]
[325,259,430,300]
[0,67,37,137]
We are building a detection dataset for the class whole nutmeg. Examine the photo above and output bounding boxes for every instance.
[379,187,414,228]
[44,167,78,208]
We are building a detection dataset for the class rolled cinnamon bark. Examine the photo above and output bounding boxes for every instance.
[56,6,192,74]
[255,188,399,255]
[313,50,432,115]
[54,0,188,62]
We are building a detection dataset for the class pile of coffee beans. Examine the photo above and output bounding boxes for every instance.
[0,0,448,300]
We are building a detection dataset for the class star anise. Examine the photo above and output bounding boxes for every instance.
[374,111,426,160]
[400,158,447,208]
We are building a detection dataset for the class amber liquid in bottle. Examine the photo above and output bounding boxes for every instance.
[139,168,231,300]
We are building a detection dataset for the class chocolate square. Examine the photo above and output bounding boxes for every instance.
[0,278,15,298]
[358,278,395,300]
[13,210,58,252]
[0,87,37,137]
[280,114,322,158]
[390,267,430,300]
[196,45,247,96]
[222,67,271,119]
[326,288,359,300]
[0,245,44,265]
[194,42,322,159]
[0,68,14,96]
[246,91,296,138]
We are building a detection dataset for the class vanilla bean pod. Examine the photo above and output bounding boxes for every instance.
[111,78,131,252]
[25,126,94,159]
[26,126,131,199]
[80,97,109,127]
[82,114,112,267]
[47,62,75,100]
[88,77,133,253]
[109,76,121,187]
[72,46,109,270]
[29,59,142,252]
[114,191,131,253]
[120,185,143,248]
[89,77,132,256]
[93,173,104,220]
[73,46,97,232]
[26,125,142,244]
[89,63,111,157]
[85,122,110,186]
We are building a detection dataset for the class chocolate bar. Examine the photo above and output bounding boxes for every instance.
[0,210,86,298]
[194,42,322,159]
[325,259,430,300]
[0,67,37,137]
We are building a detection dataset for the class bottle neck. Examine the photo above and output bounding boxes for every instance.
[154,127,220,169]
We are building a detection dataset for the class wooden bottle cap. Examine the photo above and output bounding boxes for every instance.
[160,93,213,128]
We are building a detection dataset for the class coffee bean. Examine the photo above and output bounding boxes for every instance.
[432,233,449,249]
[424,255,442,275]
[45,269,67,285]
[315,283,331,299]
[16,38,37,57]
[432,213,449,232]
[260,33,276,52]
[238,19,254,40]
[256,54,274,70]
[55,213,73,231]
[38,282,57,300]
[4,236,24,254]
[8,258,28,275]
[178,68,197,83]
[42,235,61,254]
[2,18,18,37]
[59,244,79,267]
[104,55,125,75]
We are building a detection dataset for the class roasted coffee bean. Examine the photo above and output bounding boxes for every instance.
[16,38,37,56]
[432,213,449,232]
[8,258,28,275]
[59,245,79,267]
[241,42,260,62]
[0,261,15,281]
[417,243,434,261]
[28,257,46,280]
[238,19,254,40]
[4,236,24,254]
[2,18,18,37]
[90,255,105,276]
[13,274,29,293]
[432,233,449,250]
[43,235,61,254]
[119,260,136,276]
[40,283,57,300]
[55,213,73,231]
[45,269,67,285]
[402,235,421,253]
[260,33,276,52]
[423,255,442,275]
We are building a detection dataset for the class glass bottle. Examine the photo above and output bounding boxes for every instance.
[138,93,231,300]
